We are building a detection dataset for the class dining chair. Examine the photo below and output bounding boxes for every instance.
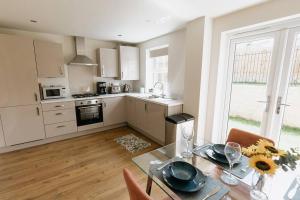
[123,168,171,200]
[226,128,275,148]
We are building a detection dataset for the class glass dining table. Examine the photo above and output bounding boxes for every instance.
[132,141,299,200]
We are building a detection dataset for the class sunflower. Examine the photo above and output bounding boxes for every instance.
[242,145,258,157]
[249,155,278,175]
[256,139,286,157]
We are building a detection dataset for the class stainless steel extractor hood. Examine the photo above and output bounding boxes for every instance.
[69,36,98,66]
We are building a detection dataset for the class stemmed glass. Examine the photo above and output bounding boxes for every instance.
[181,126,194,158]
[221,142,242,185]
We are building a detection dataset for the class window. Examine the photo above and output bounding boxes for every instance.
[146,46,169,94]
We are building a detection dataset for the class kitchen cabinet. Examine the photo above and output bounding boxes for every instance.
[34,40,64,78]
[102,97,126,126]
[119,46,139,80]
[145,102,166,144]
[125,97,136,126]
[0,34,40,107]
[134,99,147,131]
[45,121,77,138]
[96,48,118,77]
[0,118,6,147]
[0,105,45,146]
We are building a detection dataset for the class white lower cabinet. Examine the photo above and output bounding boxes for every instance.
[45,121,77,138]
[102,97,126,126]
[0,105,45,146]
[134,99,147,131]
[43,109,76,125]
[0,117,6,147]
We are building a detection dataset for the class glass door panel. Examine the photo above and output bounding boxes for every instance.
[278,33,300,149]
[226,37,275,137]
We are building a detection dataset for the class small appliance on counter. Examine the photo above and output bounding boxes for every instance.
[108,83,121,94]
[96,82,107,95]
[123,84,131,93]
[41,85,67,100]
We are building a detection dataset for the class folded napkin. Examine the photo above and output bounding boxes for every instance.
[150,159,229,200]
[193,144,252,179]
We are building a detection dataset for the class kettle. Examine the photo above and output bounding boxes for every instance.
[123,84,130,93]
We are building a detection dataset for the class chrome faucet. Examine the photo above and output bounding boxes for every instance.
[152,82,165,97]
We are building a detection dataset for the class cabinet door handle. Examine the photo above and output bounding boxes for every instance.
[55,105,64,108]
[36,107,40,116]
[59,66,64,75]
[55,113,63,115]
[34,93,38,102]
[121,72,124,79]
[56,125,66,128]
[102,65,105,76]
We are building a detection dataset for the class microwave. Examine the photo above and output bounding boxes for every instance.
[42,85,67,99]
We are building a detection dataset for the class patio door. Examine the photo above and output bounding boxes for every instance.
[272,27,300,148]
[222,30,287,144]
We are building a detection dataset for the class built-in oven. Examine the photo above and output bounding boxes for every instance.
[75,99,103,126]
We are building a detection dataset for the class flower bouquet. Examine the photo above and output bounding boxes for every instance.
[242,139,300,199]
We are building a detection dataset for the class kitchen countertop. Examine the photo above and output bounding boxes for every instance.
[41,93,183,107]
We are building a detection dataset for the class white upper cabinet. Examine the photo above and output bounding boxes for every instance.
[119,46,139,80]
[34,40,64,78]
[0,34,40,107]
[97,48,118,77]
[0,105,45,146]
[103,97,126,126]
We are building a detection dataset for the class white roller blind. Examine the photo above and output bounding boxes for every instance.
[149,47,168,58]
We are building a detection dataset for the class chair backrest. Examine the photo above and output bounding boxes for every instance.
[123,168,153,200]
[226,128,275,148]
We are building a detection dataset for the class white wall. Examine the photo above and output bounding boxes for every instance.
[183,17,212,142]
[0,27,132,95]
[205,0,300,142]
[135,29,186,99]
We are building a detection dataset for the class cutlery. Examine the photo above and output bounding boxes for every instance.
[202,186,221,200]
[157,159,173,171]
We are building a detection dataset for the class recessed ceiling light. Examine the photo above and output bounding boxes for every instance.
[145,19,151,23]
[117,34,123,37]
[30,19,38,23]
[156,16,171,24]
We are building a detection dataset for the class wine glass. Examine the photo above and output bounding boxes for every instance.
[181,126,194,158]
[221,142,242,185]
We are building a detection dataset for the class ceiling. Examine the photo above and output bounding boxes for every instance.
[0,0,267,43]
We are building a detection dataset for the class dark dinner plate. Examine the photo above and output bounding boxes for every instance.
[169,161,197,182]
[212,144,226,157]
[205,148,229,164]
[162,164,207,193]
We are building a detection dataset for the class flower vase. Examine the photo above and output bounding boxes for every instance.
[250,171,269,200]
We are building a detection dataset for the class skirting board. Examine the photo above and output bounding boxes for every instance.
[0,123,127,153]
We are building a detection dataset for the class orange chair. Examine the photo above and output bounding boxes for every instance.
[123,168,171,200]
[226,128,275,148]
[123,168,153,200]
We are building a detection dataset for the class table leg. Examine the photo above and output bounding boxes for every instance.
[146,175,153,195]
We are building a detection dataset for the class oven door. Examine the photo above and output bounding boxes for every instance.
[76,104,103,126]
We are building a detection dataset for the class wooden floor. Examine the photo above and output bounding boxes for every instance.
[0,127,168,200]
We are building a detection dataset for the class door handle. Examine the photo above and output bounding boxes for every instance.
[56,125,66,128]
[55,105,65,108]
[257,95,271,112]
[276,96,291,114]
[36,107,40,116]
[55,113,63,115]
